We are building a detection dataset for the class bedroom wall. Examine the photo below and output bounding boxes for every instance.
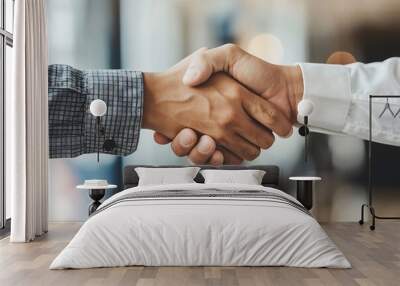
[47,0,400,223]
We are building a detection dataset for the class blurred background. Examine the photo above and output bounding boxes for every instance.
[46,0,400,222]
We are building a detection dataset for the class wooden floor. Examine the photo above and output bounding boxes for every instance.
[0,222,400,286]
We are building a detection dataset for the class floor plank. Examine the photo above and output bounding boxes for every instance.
[0,222,399,286]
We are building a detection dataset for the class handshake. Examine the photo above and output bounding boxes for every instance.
[142,44,304,165]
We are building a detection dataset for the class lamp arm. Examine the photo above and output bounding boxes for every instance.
[97,117,100,163]
[304,116,308,162]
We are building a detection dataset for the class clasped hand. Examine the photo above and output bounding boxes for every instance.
[142,44,304,164]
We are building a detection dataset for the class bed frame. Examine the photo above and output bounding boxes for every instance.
[123,165,280,190]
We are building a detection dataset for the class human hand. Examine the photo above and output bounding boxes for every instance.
[162,47,356,164]
[181,44,304,123]
[153,128,239,165]
[149,50,243,165]
[181,47,358,121]
[152,44,301,164]
[142,51,293,162]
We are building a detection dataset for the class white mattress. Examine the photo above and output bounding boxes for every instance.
[50,183,350,269]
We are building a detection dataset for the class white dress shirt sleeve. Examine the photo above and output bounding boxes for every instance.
[298,58,400,146]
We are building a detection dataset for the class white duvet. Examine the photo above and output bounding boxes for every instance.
[50,183,350,269]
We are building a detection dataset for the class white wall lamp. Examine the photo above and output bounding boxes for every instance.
[90,99,107,162]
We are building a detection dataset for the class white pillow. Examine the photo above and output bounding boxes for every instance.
[200,169,266,185]
[135,167,200,186]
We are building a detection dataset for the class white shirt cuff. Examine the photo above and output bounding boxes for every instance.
[297,63,352,133]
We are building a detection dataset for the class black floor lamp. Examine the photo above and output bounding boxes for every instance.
[359,95,400,230]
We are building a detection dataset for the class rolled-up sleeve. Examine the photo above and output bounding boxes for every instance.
[48,64,144,158]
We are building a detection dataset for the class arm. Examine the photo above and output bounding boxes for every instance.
[49,64,223,163]
[183,44,400,146]
[48,64,143,158]
[300,58,400,146]
[49,58,292,160]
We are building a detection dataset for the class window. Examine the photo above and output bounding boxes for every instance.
[0,0,13,235]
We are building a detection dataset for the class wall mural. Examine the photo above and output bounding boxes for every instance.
[47,0,400,222]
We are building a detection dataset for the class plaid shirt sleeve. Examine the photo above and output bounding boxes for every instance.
[48,64,144,158]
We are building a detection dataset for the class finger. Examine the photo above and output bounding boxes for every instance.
[170,128,198,157]
[207,150,224,166]
[153,132,172,145]
[182,52,213,86]
[217,147,243,165]
[233,111,275,150]
[242,92,293,138]
[219,132,260,161]
[188,135,216,164]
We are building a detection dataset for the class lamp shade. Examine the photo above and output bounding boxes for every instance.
[90,99,107,117]
[297,99,314,117]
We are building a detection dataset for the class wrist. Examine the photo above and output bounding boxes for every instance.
[282,65,304,122]
[143,72,164,130]
[142,71,187,138]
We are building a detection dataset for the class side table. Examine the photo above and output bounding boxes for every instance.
[77,182,117,215]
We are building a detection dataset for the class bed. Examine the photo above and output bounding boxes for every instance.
[50,165,350,269]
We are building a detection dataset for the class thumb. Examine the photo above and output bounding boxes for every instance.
[182,44,243,86]
[182,52,213,86]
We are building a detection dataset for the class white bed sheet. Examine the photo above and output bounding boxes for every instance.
[50,183,350,269]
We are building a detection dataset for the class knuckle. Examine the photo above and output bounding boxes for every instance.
[265,109,278,125]
[218,108,236,127]
[171,144,185,157]
[202,135,216,149]
[250,102,269,120]
[189,156,203,164]
[257,102,268,114]
[223,43,239,54]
